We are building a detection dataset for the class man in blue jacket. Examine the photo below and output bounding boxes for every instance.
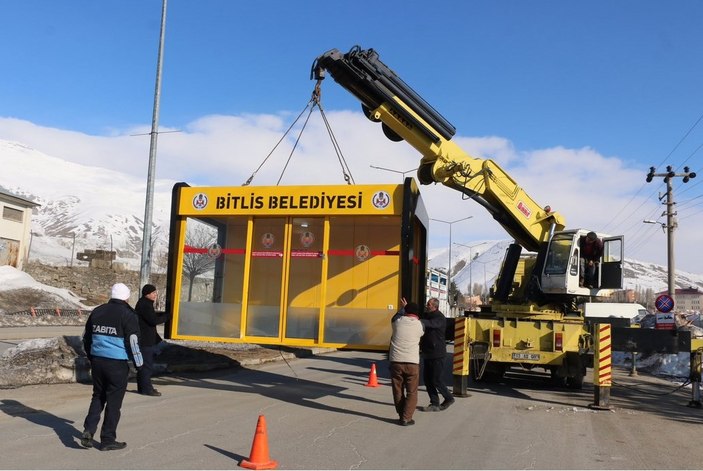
[420,297,454,412]
[80,283,143,451]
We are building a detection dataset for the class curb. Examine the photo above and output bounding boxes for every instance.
[0,336,337,388]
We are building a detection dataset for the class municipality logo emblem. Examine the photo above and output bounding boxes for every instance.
[371,191,390,209]
[193,193,208,210]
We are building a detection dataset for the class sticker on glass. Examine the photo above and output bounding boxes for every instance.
[261,233,275,248]
[300,231,315,248]
[355,244,370,261]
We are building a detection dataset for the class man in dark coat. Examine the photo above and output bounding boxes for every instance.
[580,231,604,288]
[81,283,143,451]
[135,284,168,397]
[419,297,454,412]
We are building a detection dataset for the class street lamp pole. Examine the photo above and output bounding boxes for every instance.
[369,165,418,181]
[453,241,481,309]
[430,216,473,309]
[139,0,168,289]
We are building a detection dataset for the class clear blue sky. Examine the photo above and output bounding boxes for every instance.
[2,0,701,163]
[1,0,702,273]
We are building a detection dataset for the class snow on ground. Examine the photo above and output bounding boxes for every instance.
[0,338,60,359]
[0,265,88,307]
[613,351,693,380]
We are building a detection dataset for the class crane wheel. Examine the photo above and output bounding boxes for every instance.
[566,374,585,390]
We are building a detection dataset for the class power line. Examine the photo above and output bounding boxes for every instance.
[603,110,703,235]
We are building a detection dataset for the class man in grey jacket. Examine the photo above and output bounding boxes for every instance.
[389,298,425,426]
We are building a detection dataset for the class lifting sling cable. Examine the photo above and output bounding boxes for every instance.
[315,101,355,185]
[312,80,355,185]
[275,104,316,186]
[242,81,355,186]
[242,101,312,186]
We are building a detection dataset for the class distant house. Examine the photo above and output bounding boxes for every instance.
[655,287,703,313]
[427,267,454,315]
[0,189,39,271]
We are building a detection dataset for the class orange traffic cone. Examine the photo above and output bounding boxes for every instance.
[240,415,278,470]
[365,362,380,387]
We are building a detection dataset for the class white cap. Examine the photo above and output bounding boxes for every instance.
[111,283,131,300]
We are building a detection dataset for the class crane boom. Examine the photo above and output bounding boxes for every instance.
[312,46,566,252]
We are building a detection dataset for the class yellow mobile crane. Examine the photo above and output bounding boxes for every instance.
[312,46,625,389]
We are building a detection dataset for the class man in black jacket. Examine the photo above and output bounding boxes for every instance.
[81,283,143,451]
[135,284,168,397]
[420,297,454,412]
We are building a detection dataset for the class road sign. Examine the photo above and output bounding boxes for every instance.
[655,312,675,330]
[655,294,674,313]
[655,294,676,330]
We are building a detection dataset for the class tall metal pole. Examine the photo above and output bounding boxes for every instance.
[139,0,168,289]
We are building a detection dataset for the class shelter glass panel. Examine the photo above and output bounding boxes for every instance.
[285,217,324,340]
[177,218,245,337]
[246,218,285,337]
[323,215,400,346]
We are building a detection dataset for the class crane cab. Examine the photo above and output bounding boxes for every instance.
[541,229,624,297]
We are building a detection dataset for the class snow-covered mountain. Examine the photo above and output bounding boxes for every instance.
[429,239,703,296]
[2,138,703,294]
[1,139,173,269]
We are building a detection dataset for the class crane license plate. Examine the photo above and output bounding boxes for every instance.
[512,352,540,361]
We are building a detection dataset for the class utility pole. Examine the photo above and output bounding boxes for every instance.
[139,0,168,289]
[645,165,696,303]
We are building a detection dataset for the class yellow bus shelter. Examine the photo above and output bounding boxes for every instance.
[165,179,428,350]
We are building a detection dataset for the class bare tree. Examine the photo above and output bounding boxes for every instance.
[182,221,218,301]
[152,246,169,274]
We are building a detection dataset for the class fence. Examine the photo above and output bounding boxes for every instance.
[5,308,87,317]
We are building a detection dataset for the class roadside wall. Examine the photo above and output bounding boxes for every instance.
[25,262,166,307]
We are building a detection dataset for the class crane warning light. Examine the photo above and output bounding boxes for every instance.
[554,332,563,351]
[492,329,501,348]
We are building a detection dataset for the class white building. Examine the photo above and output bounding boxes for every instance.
[0,189,39,271]
[426,268,452,315]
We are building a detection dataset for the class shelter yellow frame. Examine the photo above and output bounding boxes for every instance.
[165,180,428,350]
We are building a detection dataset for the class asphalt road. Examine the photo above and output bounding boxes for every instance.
[1,348,702,469]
